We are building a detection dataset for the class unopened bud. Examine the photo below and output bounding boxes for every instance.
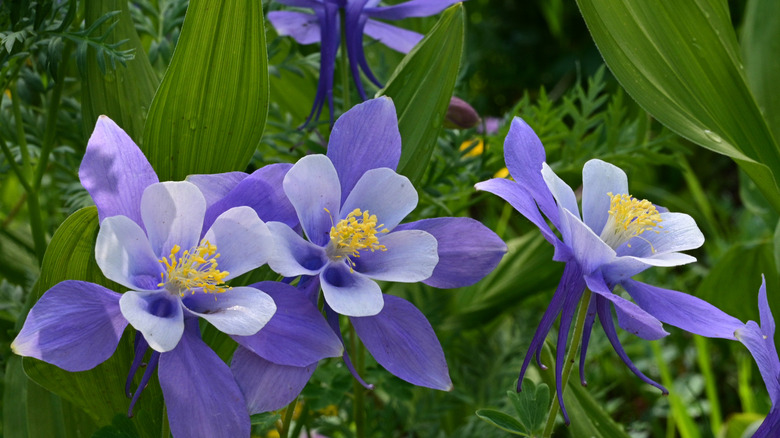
[444,96,480,129]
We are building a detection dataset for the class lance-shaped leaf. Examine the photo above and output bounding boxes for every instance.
[378,3,464,184]
[20,208,165,438]
[81,0,158,143]
[741,0,780,144]
[142,0,269,181]
[576,0,780,212]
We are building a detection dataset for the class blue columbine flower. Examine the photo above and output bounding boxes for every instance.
[268,0,462,124]
[267,97,507,390]
[475,117,728,423]
[734,277,780,438]
[12,116,343,437]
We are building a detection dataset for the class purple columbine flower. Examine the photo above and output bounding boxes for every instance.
[734,277,780,438]
[12,116,343,437]
[268,0,462,124]
[474,118,730,423]
[266,97,507,390]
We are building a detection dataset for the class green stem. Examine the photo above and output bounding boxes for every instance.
[339,9,351,113]
[280,397,298,438]
[33,43,71,191]
[738,350,756,413]
[350,324,366,438]
[11,83,46,265]
[542,289,592,438]
[651,341,700,438]
[694,336,722,434]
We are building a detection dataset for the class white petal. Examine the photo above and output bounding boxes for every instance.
[183,287,276,336]
[96,216,163,290]
[119,291,184,352]
[321,262,384,317]
[581,159,628,235]
[283,155,341,246]
[141,182,206,258]
[617,212,704,257]
[267,222,328,276]
[340,168,418,231]
[541,163,580,220]
[354,230,438,282]
[202,206,272,280]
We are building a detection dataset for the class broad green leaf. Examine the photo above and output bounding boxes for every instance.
[509,380,550,434]
[741,0,780,144]
[576,0,780,213]
[475,409,529,436]
[81,0,158,143]
[20,207,165,438]
[4,356,29,437]
[142,0,270,181]
[379,3,464,184]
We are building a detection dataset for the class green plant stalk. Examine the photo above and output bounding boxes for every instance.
[351,324,366,438]
[650,341,700,438]
[738,350,757,413]
[494,200,513,239]
[339,9,351,113]
[0,134,32,193]
[694,336,722,434]
[34,43,72,191]
[11,84,46,265]
[542,289,592,437]
[280,397,298,438]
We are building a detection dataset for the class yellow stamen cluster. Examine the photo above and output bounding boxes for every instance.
[599,192,663,251]
[158,240,230,296]
[326,208,388,269]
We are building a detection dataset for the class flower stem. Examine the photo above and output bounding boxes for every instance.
[280,397,298,438]
[694,336,722,433]
[33,43,70,191]
[339,9,351,113]
[350,324,366,438]
[542,289,592,438]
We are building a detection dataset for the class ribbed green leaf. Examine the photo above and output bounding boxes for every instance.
[379,3,464,184]
[81,0,158,143]
[475,409,529,436]
[741,0,780,144]
[20,207,165,438]
[142,0,269,181]
[576,0,780,212]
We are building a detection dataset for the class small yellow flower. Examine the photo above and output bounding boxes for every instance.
[265,430,281,438]
[459,138,484,157]
[494,167,510,179]
[318,404,340,417]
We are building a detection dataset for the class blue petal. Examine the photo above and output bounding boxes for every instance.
[231,346,316,414]
[393,217,507,288]
[578,296,598,386]
[186,171,248,209]
[364,19,423,53]
[621,279,743,339]
[351,295,452,390]
[326,304,374,389]
[200,163,297,232]
[79,116,158,228]
[327,98,402,202]
[553,276,586,425]
[268,11,321,45]
[233,281,342,367]
[365,0,462,20]
[754,405,780,438]
[159,320,250,438]
[585,273,668,341]
[12,281,126,372]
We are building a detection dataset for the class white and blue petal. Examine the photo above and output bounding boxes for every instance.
[283,154,341,246]
[119,290,184,352]
[353,229,438,282]
[541,163,580,221]
[268,11,321,45]
[96,215,163,291]
[363,19,422,53]
[182,286,276,336]
[202,206,272,280]
[581,159,628,235]
[559,208,615,274]
[12,281,127,372]
[615,212,704,258]
[340,167,418,231]
[141,181,206,258]
[267,221,329,276]
[321,262,384,317]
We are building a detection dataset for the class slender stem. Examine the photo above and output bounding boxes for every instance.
[738,350,756,413]
[34,43,71,190]
[10,83,46,265]
[350,324,366,438]
[0,133,32,192]
[651,341,699,438]
[339,9,351,113]
[694,336,722,433]
[542,289,592,437]
[280,397,298,438]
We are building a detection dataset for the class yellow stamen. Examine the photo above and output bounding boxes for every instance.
[157,240,230,296]
[599,192,663,251]
[326,208,388,271]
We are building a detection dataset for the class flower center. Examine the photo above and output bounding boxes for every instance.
[158,240,230,296]
[599,192,663,251]
[326,208,388,269]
